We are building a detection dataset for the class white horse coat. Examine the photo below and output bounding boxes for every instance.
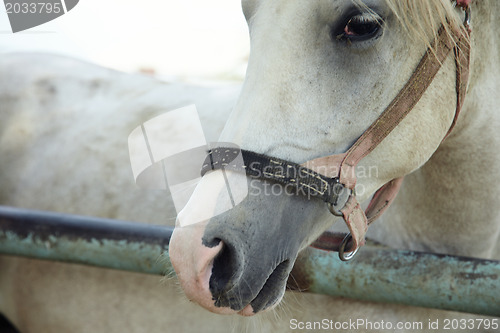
[1,0,500,331]
[170,0,500,327]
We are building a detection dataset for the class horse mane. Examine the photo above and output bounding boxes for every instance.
[355,0,466,52]
[384,0,466,51]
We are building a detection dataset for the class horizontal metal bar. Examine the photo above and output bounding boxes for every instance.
[0,206,499,316]
[289,247,500,317]
[0,206,172,275]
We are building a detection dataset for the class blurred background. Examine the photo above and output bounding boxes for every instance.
[0,0,250,81]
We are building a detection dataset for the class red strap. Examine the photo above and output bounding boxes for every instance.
[310,178,403,252]
[365,177,404,223]
[340,195,368,250]
[456,0,472,7]
[444,30,470,139]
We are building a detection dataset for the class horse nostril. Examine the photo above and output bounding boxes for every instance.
[209,241,237,293]
[204,237,223,248]
[206,239,245,309]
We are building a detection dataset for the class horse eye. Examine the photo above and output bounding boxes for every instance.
[335,13,383,43]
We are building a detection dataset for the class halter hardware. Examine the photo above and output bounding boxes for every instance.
[327,181,352,217]
[338,234,359,262]
[454,0,471,28]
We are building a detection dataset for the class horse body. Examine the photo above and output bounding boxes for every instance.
[0,53,251,332]
[1,0,500,331]
[1,54,477,333]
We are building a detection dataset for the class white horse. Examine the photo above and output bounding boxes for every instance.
[1,0,499,332]
[170,0,500,325]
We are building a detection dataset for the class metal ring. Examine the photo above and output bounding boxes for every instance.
[453,1,471,28]
[328,202,344,217]
[338,234,359,261]
[463,6,471,28]
[327,183,352,217]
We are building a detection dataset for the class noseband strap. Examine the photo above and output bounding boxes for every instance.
[203,7,471,260]
[201,148,352,209]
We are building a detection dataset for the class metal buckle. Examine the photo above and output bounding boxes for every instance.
[463,6,471,28]
[327,181,352,217]
[338,234,359,261]
[453,1,471,28]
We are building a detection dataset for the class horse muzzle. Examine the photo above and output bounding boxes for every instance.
[169,186,307,316]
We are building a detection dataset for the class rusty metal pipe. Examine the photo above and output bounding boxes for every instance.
[0,205,172,275]
[289,247,500,317]
[0,206,499,316]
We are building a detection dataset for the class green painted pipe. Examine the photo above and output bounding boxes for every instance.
[0,206,172,275]
[0,206,499,316]
[290,247,500,317]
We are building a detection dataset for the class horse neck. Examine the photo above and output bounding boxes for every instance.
[372,1,500,258]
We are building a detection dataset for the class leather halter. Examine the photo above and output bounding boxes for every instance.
[203,3,472,261]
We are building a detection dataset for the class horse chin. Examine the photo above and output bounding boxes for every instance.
[238,296,281,317]
[234,263,288,316]
[238,305,256,317]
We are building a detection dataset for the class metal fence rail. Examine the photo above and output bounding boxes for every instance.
[0,206,171,275]
[0,205,499,316]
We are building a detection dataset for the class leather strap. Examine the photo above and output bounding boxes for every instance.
[365,177,405,224]
[310,177,404,252]
[201,148,350,206]
[456,0,472,7]
[446,26,470,138]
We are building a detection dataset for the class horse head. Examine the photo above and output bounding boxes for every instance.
[169,0,469,316]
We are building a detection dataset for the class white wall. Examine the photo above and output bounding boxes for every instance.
[0,0,249,80]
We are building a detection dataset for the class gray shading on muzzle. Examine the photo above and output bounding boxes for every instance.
[201,180,318,313]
